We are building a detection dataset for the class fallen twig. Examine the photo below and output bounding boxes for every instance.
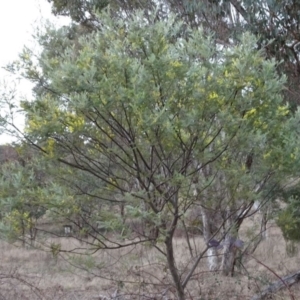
[251,270,300,300]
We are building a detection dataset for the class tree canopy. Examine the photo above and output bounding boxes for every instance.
[4,8,298,298]
[2,2,300,299]
[45,0,300,107]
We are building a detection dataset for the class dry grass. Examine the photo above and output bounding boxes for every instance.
[1,221,300,299]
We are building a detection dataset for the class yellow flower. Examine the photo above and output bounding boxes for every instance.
[244,108,256,118]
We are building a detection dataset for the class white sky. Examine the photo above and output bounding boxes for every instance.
[0,0,69,144]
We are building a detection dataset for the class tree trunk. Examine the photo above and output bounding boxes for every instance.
[221,235,238,276]
[165,234,185,300]
[201,207,219,270]
[21,217,26,248]
[165,201,185,300]
[260,211,268,240]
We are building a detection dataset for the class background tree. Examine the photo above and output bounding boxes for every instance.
[45,0,300,107]
[0,146,48,247]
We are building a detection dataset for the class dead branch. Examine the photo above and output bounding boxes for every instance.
[251,270,300,300]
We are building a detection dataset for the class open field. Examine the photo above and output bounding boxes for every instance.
[0,220,300,299]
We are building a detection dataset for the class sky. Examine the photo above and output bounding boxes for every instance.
[0,0,69,144]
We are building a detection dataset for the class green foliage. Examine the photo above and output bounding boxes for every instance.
[4,5,300,294]
[0,155,48,241]
[44,0,300,107]
[277,199,300,241]
[285,240,298,257]
[15,9,300,244]
[48,0,109,22]
[50,242,61,259]
[276,181,300,242]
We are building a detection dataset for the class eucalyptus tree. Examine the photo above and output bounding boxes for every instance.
[46,0,300,108]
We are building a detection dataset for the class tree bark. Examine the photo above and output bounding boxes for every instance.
[165,234,185,300]
[201,207,219,270]
[221,235,238,276]
[165,196,185,300]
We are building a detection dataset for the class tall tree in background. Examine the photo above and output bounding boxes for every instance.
[45,0,300,107]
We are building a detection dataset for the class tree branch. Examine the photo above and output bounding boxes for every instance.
[251,269,299,300]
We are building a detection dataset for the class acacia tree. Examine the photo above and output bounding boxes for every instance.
[6,9,300,299]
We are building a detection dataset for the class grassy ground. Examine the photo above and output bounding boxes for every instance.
[0,220,300,299]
